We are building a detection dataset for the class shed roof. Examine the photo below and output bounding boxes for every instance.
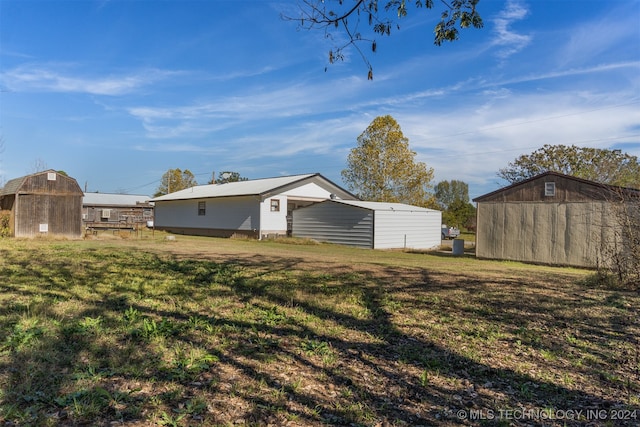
[151,173,356,202]
[473,171,640,203]
[0,169,83,196]
[327,199,438,212]
[83,193,151,207]
[0,176,27,196]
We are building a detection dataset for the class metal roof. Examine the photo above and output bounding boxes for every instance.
[0,169,83,196]
[151,173,355,201]
[328,199,439,212]
[472,171,640,202]
[83,193,151,207]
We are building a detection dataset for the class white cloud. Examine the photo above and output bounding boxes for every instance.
[491,0,531,60]
[1,64,181,95]
[556,4,640,67]
[397,89,640,197]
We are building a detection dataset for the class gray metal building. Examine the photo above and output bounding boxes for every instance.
[292,199,442,250]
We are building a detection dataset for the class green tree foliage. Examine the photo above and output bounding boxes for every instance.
[498,144,640,189]
[342,115,435,207]
[208,171,248,185]
[434,180,469,210]
[284,0,483,78]
[0,210,10,238]
[443,199,476,229]
[435,180,475,228]
[155,168,198,197]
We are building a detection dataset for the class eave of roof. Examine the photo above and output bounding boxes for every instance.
[83,193,151,207]
[151,173,357,202]
[473,171,640,202]
[328,199,438,212]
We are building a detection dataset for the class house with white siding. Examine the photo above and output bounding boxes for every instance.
[292,199,442,249]
[151,173,357,239]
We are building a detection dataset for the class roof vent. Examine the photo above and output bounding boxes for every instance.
[330,193,336,199]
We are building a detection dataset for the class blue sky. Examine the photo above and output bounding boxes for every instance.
[1,0,639,200]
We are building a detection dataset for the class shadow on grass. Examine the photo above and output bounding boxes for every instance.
[0,242,638,426]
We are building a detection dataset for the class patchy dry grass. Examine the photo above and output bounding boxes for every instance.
[0,234,638,426]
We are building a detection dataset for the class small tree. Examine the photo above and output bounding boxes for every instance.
[209,171,248,184]
[341,115,435,207]
[0,211,10,237]
[443,199,476,229]
[598,187,640,289]
[155,168,198,197]
[435,180,475,228]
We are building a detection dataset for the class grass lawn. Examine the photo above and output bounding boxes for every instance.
[0,233,638,426]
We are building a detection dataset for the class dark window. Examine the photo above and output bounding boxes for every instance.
[198,201,206,215]
[270,199,280,212]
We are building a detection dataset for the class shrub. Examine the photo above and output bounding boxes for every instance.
[0,210,10,238]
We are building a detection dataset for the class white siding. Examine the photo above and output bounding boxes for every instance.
[281,183,336,199]
[293,200,441,249]
[260,196,288,235]
[155,196,260,231]
[292,202,374,248]
[374,209,441,249]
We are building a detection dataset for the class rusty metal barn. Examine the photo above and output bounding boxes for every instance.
[473,171,639,268]
[0,170,84,238]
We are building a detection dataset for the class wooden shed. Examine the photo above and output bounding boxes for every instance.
[473,171,639,267]
[82,193,153,231]
[0,170,84,238]
[292,199,442,249]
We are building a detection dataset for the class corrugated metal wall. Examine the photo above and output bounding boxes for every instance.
[374,210,441,249]
[475,201,613,267]
[292,202,374,248]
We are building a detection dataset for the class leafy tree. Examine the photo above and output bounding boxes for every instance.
[435,180,475,228]
[283,0,483,78]
[434,180,469,210]
[498,144,640,189]
[342,115,435,207]
[155,168,198,197]
[443,198,476,229]
[208,171,248,185]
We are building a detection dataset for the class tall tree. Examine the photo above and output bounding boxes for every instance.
[434,180,469,210]
[435,180,475,228]
[283,0,483,78]
[342,115,435,207]
[155,168,198,197]
[208,171,248,185]
[498,144,640,189]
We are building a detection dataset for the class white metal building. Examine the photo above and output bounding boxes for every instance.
[292,199,442,249]
[151,174,357,239]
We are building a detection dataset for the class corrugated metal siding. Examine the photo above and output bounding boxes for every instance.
[374,210,441,249]
[292,202,374,248]
[476,201,612,267]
